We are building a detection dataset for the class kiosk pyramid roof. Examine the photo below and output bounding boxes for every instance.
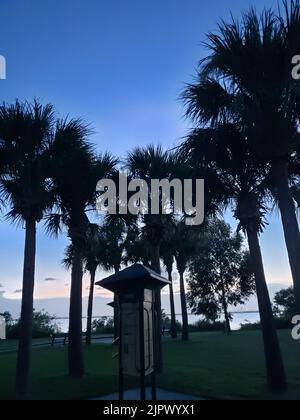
[96,264,170,293]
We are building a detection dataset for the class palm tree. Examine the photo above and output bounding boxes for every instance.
[47,119,117,378]
[84,226,104,346]
[63,225,106,346]
[183,3,300,312]
[170,219,200,341]
[100,217,128,273]
[99,217,129,339]
[126,145,171,271]
[125,221,179,339]
[0,100,55,399]
[124,225,152,267]
[126,145,173,371]
[179,123,287,391]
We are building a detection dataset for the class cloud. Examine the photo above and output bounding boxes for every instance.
[95,288,113,298]
[13,289,22,294]
[0,284,3,288]
[44,277,58,282]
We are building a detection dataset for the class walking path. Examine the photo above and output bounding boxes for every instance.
[0,336,114,354]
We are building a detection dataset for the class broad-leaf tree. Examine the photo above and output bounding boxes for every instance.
[188,219,255,334]
[274,287,296,320]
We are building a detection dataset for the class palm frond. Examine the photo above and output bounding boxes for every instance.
[62,244,74,270]
[44,213,64,238]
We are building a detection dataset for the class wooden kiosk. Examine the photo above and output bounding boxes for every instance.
[96,264,170,401]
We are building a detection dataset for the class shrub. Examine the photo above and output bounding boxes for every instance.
[92,317,114,334]
[6,310,60,339]
[189,320,227,332]
[240,317,293,331]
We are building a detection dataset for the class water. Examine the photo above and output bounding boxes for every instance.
[53,317,113,333]
[230,313,260,330]
[175,313,260,331]
[53,313,260,333]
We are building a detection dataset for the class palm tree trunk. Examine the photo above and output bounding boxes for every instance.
[151,244,161,274]
[179,271,189,341]
[220,280,231,335]
[246,225,286,391]
[272,160,300,314]
[86,270,96,346]
[68,243,85,379]
[113,295,119,340]
[168,271,177,339]
[151,243,163,372]
[15,218,36,400]
[114,266,120,340]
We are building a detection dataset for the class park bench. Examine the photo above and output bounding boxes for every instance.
[162,327,171,336]
[50,333,89,346]
[50,333,69,346]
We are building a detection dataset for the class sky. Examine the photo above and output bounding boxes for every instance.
[0,0,294,316]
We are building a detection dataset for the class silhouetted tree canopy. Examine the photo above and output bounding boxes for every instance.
[188,220,255,332]
[274,287,297,320]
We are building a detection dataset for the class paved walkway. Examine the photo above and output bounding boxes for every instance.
[97,388,203,400]
[0,336,114,354]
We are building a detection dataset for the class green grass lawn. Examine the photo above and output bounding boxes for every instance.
[0,330,299,400]
[161,331,300,400]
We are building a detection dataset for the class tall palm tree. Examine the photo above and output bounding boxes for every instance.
[99,217,129,339]
[84,226,104,346]
[179,123,287,391]
[125,221,179,339]
[47,119,117,378]
[63,225,106,346]
[124,225,152,268]
[161,234,177,339]
[0,100,55,399]
[126,145,171,271]
[126,145,178,371]
[183,3,300,312]
[126,145,173,371]
[100,217,128,273]
[171,219,200,341]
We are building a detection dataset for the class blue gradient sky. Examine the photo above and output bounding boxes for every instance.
[0,0,293,304]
